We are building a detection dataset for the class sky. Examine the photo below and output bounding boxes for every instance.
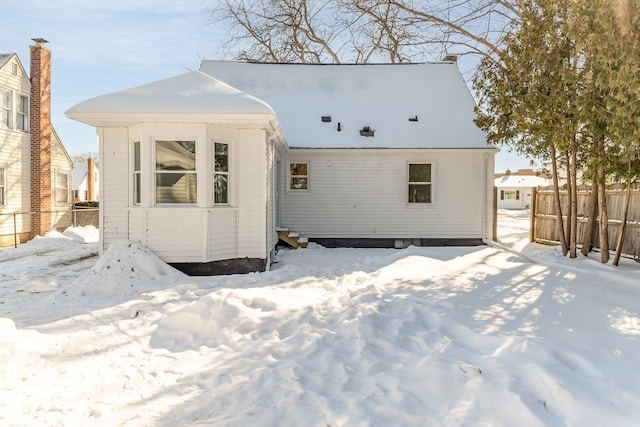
[1,0,532,172]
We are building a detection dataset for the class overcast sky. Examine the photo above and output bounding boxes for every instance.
[2,0,531,172]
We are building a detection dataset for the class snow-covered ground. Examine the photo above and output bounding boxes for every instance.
[1,213,640,426]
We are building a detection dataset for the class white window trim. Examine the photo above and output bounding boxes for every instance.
[132,141,141,206]
[288,161,310,192]
[407,162,435,206]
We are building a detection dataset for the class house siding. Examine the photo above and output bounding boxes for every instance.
[50,133,73,230]
[237,129,267,259]
[100,127,129,253]
[0,55,32,244]
[281,149,493,240]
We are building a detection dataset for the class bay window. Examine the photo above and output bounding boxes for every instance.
[155,140,197,204]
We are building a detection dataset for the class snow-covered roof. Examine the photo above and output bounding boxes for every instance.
[72,163,88,188]
[199,60,489,149]
[495,174,548,188]
[0,53,15,69]
[65,71,279,128]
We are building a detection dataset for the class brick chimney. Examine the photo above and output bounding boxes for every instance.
[87,157,95,200]
[30,38,52,238]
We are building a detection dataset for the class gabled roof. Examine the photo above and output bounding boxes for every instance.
[72,162,88,188]
[0,53,14,68]
[199,61,489,149]
[0,53,29,82]
[65,70,280,128]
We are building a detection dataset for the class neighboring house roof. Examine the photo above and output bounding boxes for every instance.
[65,70,280,128]
[0,53,14,68]
[72,162,88,188]
[199,60,489,149]
[495,175,548,188]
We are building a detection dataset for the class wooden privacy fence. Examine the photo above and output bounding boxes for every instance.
[531,184,640,258]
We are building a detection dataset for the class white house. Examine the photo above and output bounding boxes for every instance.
[72,157,99,202]
[495,170,548,209]
[66,60,496,274]
[0,40,74,247]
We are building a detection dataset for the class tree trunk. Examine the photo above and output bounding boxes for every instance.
[565,151,573,254]
[570,148,578,258]
[613,164,633,266]
[597,136,609,263]
[551,145,568,255]
[581,174,598,256]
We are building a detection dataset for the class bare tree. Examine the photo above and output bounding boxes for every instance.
[211,0,521,63]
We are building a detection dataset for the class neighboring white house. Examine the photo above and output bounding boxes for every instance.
[0,40,74,247]
[66,60,496,274]
[495,170,548,209]
[72,157,99,202]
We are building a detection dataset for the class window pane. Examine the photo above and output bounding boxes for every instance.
[214,174,228,204]
[409,164,431,183]
[156,172,197,203]
[409,184,431,203]
[214,143,228,173]
[1,90,11,128]
[291,177,308,190]
[156,140,196,171]
[134,141,141,171]
[56,172,69,204]
[290,163,307,176]
[133,173,141,204]
[0,167,4,185]
[18,95,28,113]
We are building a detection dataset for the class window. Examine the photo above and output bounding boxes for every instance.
[500,190,520,200]
[1,89,12,128]
[155,140,197,204]
[55,170,70,204]
[133,141,141,205]
[289,162,308,190]
[0,165,6,207]
[408,163,432,203]
[214,142,229,204]
[16,95,28,131]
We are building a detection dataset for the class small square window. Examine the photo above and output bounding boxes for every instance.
[289,162,308,190]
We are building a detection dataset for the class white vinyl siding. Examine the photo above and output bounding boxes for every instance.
[99,127,130,253]
[281,149,493,239]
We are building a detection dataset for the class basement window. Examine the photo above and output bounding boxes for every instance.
[408,163,432,203]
